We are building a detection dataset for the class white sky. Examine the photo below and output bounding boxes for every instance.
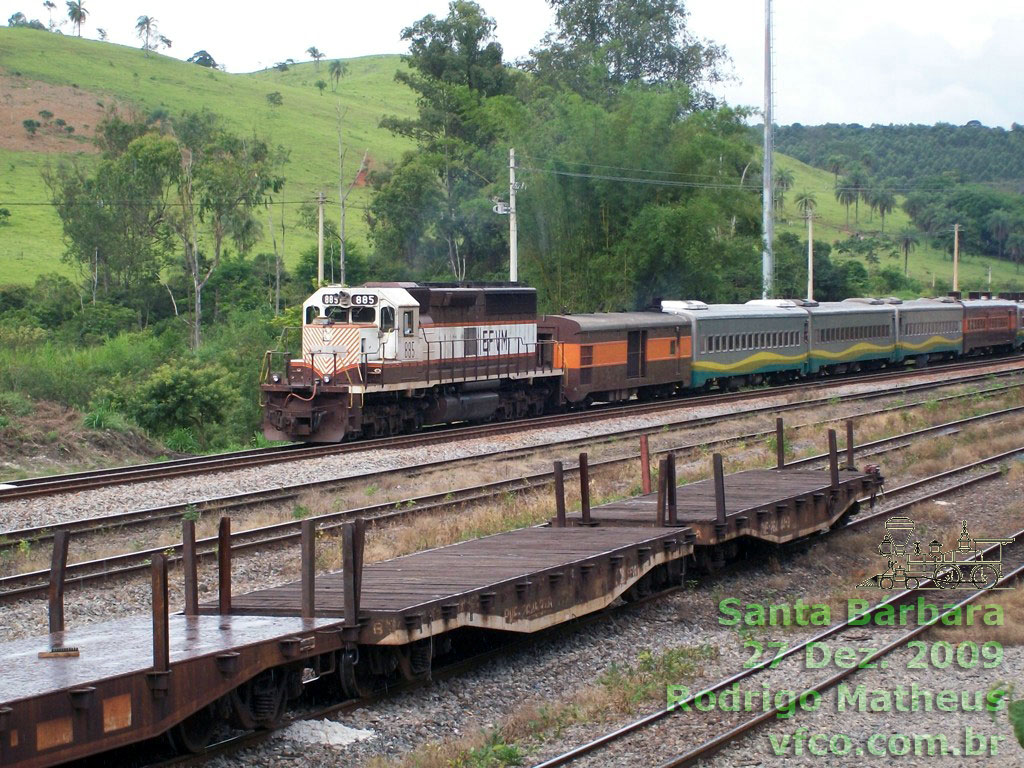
[4,0,1023,127]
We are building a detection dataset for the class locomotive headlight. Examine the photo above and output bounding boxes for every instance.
[323,375,331,384]
[271,374,281,383]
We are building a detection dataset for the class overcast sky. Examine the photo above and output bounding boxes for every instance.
[4,0,1023,127]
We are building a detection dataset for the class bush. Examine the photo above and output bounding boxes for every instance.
[82,402,131,431]
[129,362,240,446]
[68,301,138,344]
[163,427,199,453]
[0,391,34,418]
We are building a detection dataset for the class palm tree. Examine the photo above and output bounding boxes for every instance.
[43,0,56,30]
[65,0,86,36]
[794,190,816,217]
[773,167,794,211]
[328,59,347,92]
[307,46,324,71]
[315,79,327,96]
[874,188,895,233]
[845,167,870,225]
[834,180,857,228]
[826,154,845,184]
[897,228,919,277]
[136,15,157,52]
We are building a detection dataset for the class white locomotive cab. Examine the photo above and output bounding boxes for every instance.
[300,285,422,373]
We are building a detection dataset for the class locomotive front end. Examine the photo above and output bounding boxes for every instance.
[261,285,387,442]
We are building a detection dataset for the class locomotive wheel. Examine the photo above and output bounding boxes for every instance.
[168,704,217,753]
[970,564,999,590]
[934,565,961,589]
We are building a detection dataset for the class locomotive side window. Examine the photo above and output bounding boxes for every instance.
[403,310,415,336]
[305,305,321,324]
[381,306,395,332]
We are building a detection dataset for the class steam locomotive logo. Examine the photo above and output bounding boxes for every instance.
[859,516,1015,591]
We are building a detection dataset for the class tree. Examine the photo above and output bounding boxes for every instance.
[529,0,730,105]
[872,188,897,233]
[265,91,283,107]
[1006,232,1024,272]
[794,190,816,217]
[826,155,845,184]
[166,111,288,348]
[834,181,856,227]
[96,27,106,40]
[328,59,347,91]
[374,1,513,280]
[985,209,1013,258]
[22,118,40,136]
[845,167,869,224]
[315,79,327,96]
[65,0,86,36]
[135,15,162,54]
[43,115,181,314]
[187,50,218,68]
[773,167,794,211]
[896,228,919,277]
[307,46,324,70]
[43,0,56,30]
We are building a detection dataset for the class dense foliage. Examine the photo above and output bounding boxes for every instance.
[775,122,1024,184]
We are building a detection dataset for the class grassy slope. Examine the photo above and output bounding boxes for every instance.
[774,154,1023,292]
[0,27,417,283]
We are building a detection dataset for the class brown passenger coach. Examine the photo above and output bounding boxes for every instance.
[540,313,692,404]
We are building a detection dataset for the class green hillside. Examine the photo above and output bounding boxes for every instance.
[773,154,1022,292]
[0,27,417,284]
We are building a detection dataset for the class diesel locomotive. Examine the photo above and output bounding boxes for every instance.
[261,283,1023,443]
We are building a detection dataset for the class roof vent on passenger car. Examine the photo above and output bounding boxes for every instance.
[661,300,708,312]
[746,299,801,308]
[880,297,904,304]
[842,297,885,305]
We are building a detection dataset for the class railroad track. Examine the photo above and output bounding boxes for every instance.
[2,371,1021,562]
[2,403,1021,604]
[531,494,1024,768]
[2,355,1021,502]
[147,449,1024,768]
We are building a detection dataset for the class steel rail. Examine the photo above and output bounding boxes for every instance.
[532,521,1024,768]
[2,385,1022,595]
[2,356,1021,501]
[3,376,1021,557]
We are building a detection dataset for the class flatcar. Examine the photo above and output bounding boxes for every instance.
[261,283,1022,443]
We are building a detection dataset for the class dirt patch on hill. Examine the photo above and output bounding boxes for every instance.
[0,399,166,480]
[0,74,107,153]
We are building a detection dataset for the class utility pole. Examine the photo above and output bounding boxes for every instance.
[317,191,325,286]
[761,0,774,299]
[952,222,960,292]
[509,148,518,283]
[806,210,814,302]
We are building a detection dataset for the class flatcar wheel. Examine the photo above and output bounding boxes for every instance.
[168,704,217,753]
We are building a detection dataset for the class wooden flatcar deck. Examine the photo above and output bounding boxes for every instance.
[208,526,694,644]
[0,614,333,706]
[564,468,876,544]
